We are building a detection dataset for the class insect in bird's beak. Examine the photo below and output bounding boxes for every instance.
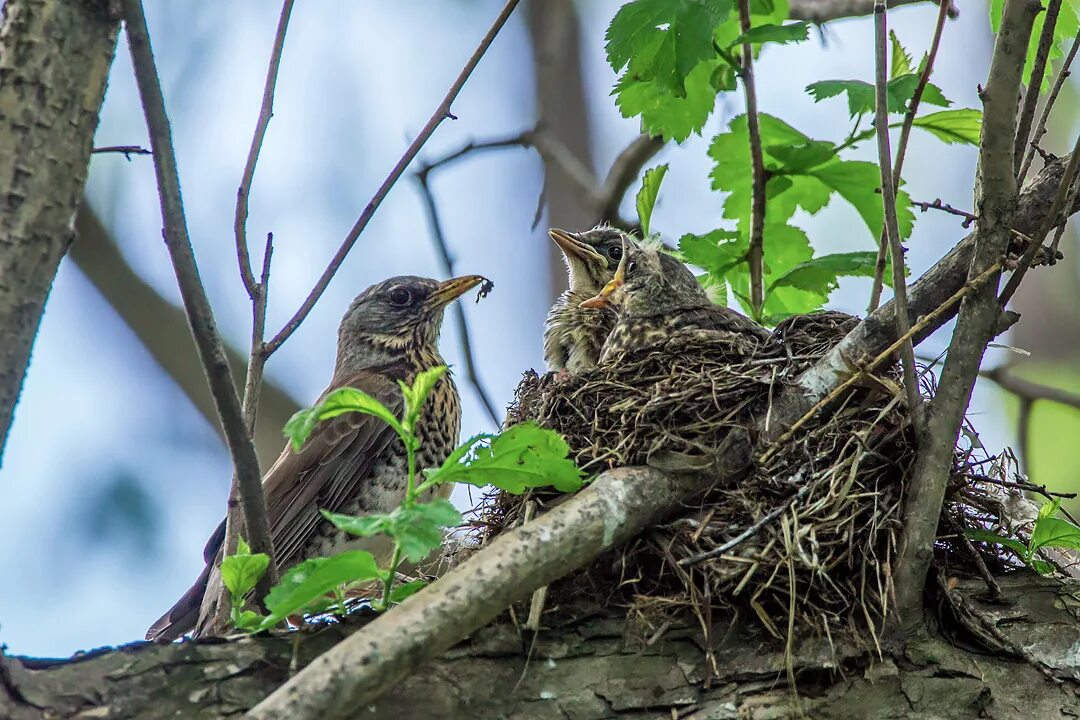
[429,275,488,308]
[579,240,628,309]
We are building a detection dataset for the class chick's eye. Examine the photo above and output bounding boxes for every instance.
[608,245,623,260]
[389,287,412,306]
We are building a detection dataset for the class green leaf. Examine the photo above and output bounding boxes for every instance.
[220,538,269,600]
[615,58,720,143]
[805,80,876,118]
[391,499,462,562]
[887,74,951,111]
[427,422,584,494]
[911,108,982,146]
[731,21,808,46]
[889,30,913,79]
[259,551,383,630]
[284,387,403,451]
[964,527,1029,558]
[321,509,392,538]
[605,0,731,93]
[233,609,265,631]
[808,160,915,240]
[678,230,745,278]
[1031,517,1080,553]
[767,251,883,296]
[400,366,449,429]
[636,164,669,237]
[387,579,427,605]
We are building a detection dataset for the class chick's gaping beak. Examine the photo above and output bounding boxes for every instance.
[548,228,604,264]
[429,274,487,308]
[578,254,626,309]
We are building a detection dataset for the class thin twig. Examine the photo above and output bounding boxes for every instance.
[737,0,766,318]
[414,171,501,429]
[868,0,949,312]
[1014,0,1062,177]
[121,0,278,596]
[678,485,810,566]
[1019,29,1080,182]
[911,198,977,226]
[264,0,521,355]
[91,144,151,159]
[235,0,294,301]
[873,1,920,415]
[998,136,1080,308]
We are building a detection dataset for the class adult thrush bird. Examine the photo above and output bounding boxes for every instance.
[544,225,637,373]
[581,244,771,364]
[146,274,484,641]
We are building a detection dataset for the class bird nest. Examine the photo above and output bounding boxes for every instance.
[475,311,1020,648]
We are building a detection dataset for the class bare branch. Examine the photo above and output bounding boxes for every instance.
[788,0,958,23]
[873,1,920,415]
[736,0,766,317]
[1014,0,1061,176]
[911,198,977,226]
[121,0,278,591]
[234,0,295,300]
[91,144,151,159]
[868,0,950,312]
[414,171,501,428]
[893,0,1039,633]
[1019,30,1080,182]
[596,133,665,225]
[982,366,1080,413]
[265,0,521,355]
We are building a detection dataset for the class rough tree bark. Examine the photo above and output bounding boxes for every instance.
[0,0,120,461]
[2,573,1077,719]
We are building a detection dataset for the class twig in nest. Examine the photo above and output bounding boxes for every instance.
[678,484,810,566]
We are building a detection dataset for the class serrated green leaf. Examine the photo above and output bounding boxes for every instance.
[636,164,669,236]
[321,509,392,538]
[284,388,403,451]
[616,58,720,143]
[259,551,383,630]
[605,0,732,93]
[391,499,462,562]
[1031,517,1080,553]
[889,30,913,79]
[678,230,745,278]
[387,579,427,605]
[400,366,448,429]
[887,74,951,111]
[429,422,584,494]
[808,160,915,240]
[767,251,883,296]
[806,76,949,118]
[233,609,265,631]
[731,21,808,46]
[221,546,269,600]
[911,108,982,145]
[1039,497,1062,520]
[964,527,1030,557]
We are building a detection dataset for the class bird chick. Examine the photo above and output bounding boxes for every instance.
[544,225,637,373]
[146,274,486,641]
[581,243,771,364]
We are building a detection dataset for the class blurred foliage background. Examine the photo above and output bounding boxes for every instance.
[1,0,1078,657]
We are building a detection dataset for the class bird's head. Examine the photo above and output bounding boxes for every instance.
[548,225,634,295]
[337,274,485,369]
[579,244,706,317]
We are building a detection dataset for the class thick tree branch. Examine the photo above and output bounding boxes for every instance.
[122,0,278,593]
[264,0,521,355]
[0,0,120,461]
[788,0,957,23]
[70,203,300,466]
[873,0,920,414]
[893,0,1039,633]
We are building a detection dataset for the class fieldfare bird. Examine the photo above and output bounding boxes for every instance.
[544,225,638,373]
[146,274,484,641]
[581,244,771,364]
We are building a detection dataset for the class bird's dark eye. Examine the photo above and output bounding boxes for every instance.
[608,244,623,261]
[388,287,413,306]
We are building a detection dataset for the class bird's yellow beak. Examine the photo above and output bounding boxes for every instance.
[578,255,626,309]
[429,275,487,307]
[548,228,604,264]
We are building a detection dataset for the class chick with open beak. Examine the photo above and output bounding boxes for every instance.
[543,225,637,373]
[579,244,772,365]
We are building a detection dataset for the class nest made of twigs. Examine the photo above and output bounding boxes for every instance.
[474,310,1025,649]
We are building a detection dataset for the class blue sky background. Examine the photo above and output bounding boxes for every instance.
[2,0,1074,657]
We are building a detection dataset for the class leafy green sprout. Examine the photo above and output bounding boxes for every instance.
[966,499,1080,576]
[221,365,584,632]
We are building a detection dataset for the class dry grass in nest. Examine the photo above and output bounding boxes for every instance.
[475,310,1022,649]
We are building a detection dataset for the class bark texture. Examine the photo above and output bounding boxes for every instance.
[0,0,120,460]
[2,573,1078,719]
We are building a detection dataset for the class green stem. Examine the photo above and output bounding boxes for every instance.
[378,544,402,611]
[379,430,417,610]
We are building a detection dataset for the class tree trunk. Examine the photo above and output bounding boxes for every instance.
[0,0,119,460]
[2,572,1077,719]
